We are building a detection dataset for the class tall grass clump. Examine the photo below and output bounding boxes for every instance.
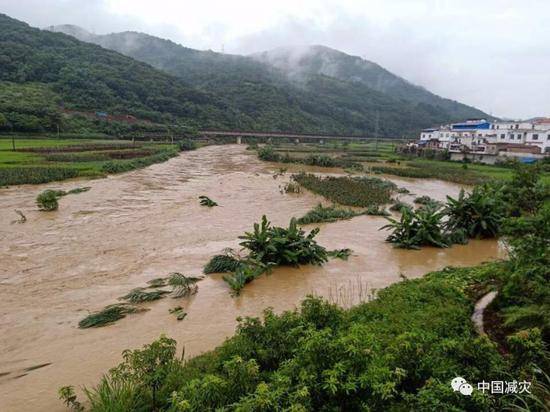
[292,173,395,207]
[296,204,362,224]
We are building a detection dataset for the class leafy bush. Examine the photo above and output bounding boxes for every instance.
[178,139,196,151]
[36,189,60,211]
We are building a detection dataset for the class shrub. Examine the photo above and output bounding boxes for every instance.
[36,189,61,211]
[178,139,196,151]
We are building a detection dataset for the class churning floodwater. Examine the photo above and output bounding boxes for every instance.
[0,145,504,411]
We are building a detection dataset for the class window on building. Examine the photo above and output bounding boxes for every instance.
[532,134,539,140]
[500,134,505,139]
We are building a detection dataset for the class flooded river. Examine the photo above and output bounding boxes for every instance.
[0,145,504,411]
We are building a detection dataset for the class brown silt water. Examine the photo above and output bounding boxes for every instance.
[0,145,504,411]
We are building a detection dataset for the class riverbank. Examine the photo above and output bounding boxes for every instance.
[0,145,504,411]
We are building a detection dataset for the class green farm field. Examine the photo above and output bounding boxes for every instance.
[0,137,180,186]
[267,140,550,185]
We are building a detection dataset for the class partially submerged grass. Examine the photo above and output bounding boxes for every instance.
[78,304,145,328]
[292,173,395,207]
[296,204,362,224]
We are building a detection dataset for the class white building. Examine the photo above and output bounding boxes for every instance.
[418,118,550,157]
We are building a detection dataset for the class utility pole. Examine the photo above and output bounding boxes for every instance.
[374,110,380,152]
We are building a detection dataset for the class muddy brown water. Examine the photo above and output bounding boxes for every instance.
[0,145,504,411]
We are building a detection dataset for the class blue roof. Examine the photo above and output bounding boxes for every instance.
[451,120,490,130]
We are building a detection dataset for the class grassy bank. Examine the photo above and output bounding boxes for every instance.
[0,138,184,186]
[60,258,548,411]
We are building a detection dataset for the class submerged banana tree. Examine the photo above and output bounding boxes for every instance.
[444,186,505,239]
[199,195,218,207]
[381,206,449,249]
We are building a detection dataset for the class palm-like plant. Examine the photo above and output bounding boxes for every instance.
[444,186,505,239]
[199,195,218,207]
[381,207,448,249]
[238,216,328,266]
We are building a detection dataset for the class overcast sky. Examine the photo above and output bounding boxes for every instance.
[3,0,550,119]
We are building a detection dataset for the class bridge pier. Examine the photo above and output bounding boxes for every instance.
[295,138,300,144]
[236,136,242,144]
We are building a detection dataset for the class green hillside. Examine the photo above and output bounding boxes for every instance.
[1,15,490,137]
[48,25,490,137]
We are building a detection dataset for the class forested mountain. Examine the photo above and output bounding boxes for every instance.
[47,25,490,136]
[252,45,488,121]
[0,14,489,136]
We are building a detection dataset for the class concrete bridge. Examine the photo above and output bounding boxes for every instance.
[199,130,381,143]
